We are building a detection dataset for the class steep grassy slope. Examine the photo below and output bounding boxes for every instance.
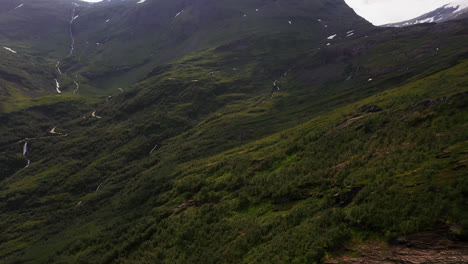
[0,10,467,262]
[0,0,373,112]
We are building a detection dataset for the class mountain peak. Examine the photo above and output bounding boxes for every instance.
[383,0,468,27]
[444,0,468,12]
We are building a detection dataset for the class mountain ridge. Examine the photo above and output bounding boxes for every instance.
[0,0,467,263]
[383,0,468,27]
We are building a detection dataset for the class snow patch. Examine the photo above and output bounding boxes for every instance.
[3,47,17,53]
[14,4,23,9]
[106,19,110,23]
[136,0,146,3]
[273,80,280,91]
[419,16,435,23]
[445,0,468,12]
[55,79,62,94]
[175,10,184,17]
[346,32,354,37]
[327,34,337,40]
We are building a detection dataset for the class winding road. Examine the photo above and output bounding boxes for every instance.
[92,110,102,119]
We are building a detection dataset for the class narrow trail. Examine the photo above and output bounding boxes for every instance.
[49,126,68,136]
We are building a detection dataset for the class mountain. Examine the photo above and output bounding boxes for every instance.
[0,0,371,103]
[0,0,468,263]
[383,0,468,27]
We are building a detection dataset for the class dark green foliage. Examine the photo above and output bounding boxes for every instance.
[0,0,468,263]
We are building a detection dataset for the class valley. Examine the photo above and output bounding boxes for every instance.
[0,0,467,263]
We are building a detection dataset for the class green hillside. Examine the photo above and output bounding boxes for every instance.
[0,0,467,263]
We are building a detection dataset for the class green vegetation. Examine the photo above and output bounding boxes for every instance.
[0,0,467,263]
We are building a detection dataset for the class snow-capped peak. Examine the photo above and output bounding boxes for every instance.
[444,0,468,12]
[383,0,468,27]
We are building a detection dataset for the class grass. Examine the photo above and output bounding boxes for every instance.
[0,2,467,263]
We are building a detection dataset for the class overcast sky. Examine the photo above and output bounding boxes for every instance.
[344,0,462,25]
[81,0,464,26]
